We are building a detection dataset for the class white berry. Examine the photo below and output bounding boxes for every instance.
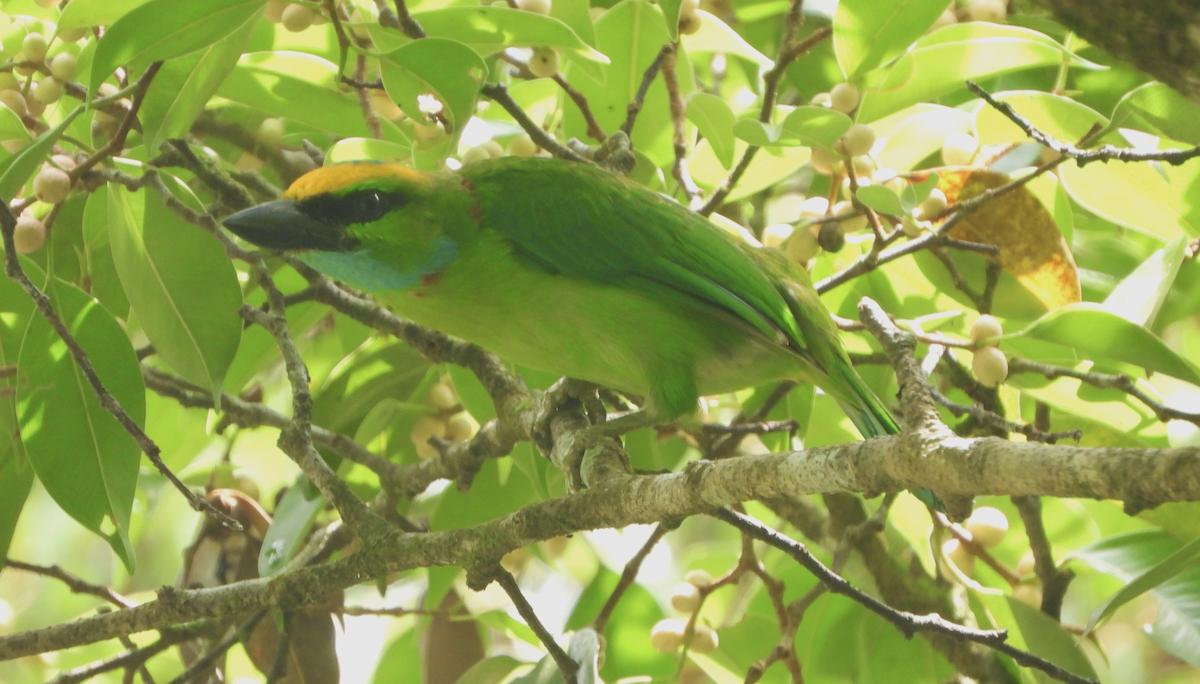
[650,619,687,653]
[691,625,719,654]
[50,53,77,82]
[970,314,1003,344]
[22,33,47,63]
[13,215,45,253]
[840,124,876,157]
[965,506,1009,548]
[829,82,860,114]
[971,346,1008,387]
[942,132,979,166]
[966,0,1007,23]
[528,47,559,78]
[670,582,701,613]
[33,167,71,204]
[516,0,552,15]
[942,539,976,576]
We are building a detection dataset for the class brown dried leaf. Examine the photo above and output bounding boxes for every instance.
[936,167,1081,310]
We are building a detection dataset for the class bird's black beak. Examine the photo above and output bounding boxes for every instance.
[222,200,355,252]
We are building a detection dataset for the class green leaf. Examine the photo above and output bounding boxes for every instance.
[732,119,782,146]
[89,0,267,96]
[380,38,487,138]
[327,137,413,164]
[140,11,258,154]
[1110,82,1200,145]
[412,6,608,65]
[858,24,1097,123]
[975,90,1107,148]
[16,277,143,573]
[1070,529,1200,667]
[1016,303,1200,386]
[218,52,408,143]
[259,478,326,577]
[1006,598,1098,679]
[781,106,853,148]
[1060,143,1200,240]
[453,656,528,684]
[856,184,904,215]
[680,10,772,67]
[58,0,152,28]
[1102,237,1186,328]
[1082,533,1200,639]
[0,106,82,200]
[834,0,951,79]
[550,0,597,47]
[106,182,242,402]
[686,92,736,169]
[0,265,36,562]
[564,0,694,167]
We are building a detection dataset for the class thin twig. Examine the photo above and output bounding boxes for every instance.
[1011,495,1074,619]
[481,83,590,163]
[660,42,702,208]
[489,567,579,684]
[4,560,136,609]
[621,44,671,136]
[552,74,606,142]
[593,525,670,633]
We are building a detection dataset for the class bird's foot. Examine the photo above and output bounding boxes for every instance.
[532,378,645,492]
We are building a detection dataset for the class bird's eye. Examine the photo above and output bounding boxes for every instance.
[355,190,385,222]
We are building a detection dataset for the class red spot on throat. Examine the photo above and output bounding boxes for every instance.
[421,271,442,288]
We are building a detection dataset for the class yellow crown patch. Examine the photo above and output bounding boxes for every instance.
[283,162,427,200]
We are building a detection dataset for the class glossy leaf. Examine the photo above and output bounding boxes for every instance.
[781,106,853,148]
[1103,237,1186,328]
[1110,82,1200,145]
[856,184,904,215]
[858,24,1097,123]
[0,266,36,562]
[380,38,487,137]
[1061,148,1200,240]
[686,93,736,168]
[16,277,142,573]
[1016,303,1200,386]
[1071,529,1200,667]
[975,90,1107,147]
[0,107,82,200]
[681,11,772,67]
[1006,598,1098,678]
[107,183,242,401]
[58,0,152,28]
[412,6,608,64]
[90,0,267,95]
[140,12,257,154]
[218,52,407,143]
[834,0,950,79]
[259,478,326,577]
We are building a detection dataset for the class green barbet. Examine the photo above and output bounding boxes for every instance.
[223,157,931,505]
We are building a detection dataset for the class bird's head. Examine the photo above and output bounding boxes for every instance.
[222,161,465,292]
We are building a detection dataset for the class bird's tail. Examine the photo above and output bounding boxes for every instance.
[833,364,944,511]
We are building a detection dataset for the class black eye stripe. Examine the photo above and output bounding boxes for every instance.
[299,189,407,226]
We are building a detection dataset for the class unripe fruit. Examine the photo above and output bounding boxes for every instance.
[942,539,975,575]
[516,0,552,15]
[265,0,288,22]
[761,223,792,248]
[426,381,459,410]
[942,132,979,166]
[24,89,44,118]
[966,0,1006,23]
[829,82,859,114]
[684,569,713,587]
[1012,583,1042,608]
[34,0,58,8]
[850,154,875,177]
[833,200,867,233]
[965,506,1009,548]
[690,625,719,654]
[480,139,504,158]
[281,3,316,32]
[50,154,76,170]
[901,214,922,237]
[786,227,819,262]
[257,117,285,145]
[413,121,444,141]
[13,56,35,78]
[679,0,699,16]
[461,145,492,164]
[874,167,905,192]
[410,414,447,460]
[811,92,832,108]
[22,33,47,63]
[33,77,62,104]
[919,187,947,219]
[839,123,876,157]
[1017,551,1037,577]
[650,619,687,653]
[818,221,845,253]
[809,147,842,175]
[678,12,702,35]
[970,314,1003,344]
[50,53,77,82]
[0,73,18,92]
[1,139,26,154]
[671,582,702,613]
[446,411,479,441]
[12,215,44,253]
[528,47,559,78]
[796,196,829,219]
[507,133,539,157]
[369,90,403,120]
[234,152,263,172]
[971,346,1008,387]
[0,89,26,117]
[57,27,89,42]
[33,167,71,204]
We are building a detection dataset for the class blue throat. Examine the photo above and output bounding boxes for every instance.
[300,236,459,293]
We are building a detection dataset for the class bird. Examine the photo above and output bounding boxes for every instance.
[222,156,937,508]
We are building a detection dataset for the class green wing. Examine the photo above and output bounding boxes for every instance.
[462,157,815,364]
